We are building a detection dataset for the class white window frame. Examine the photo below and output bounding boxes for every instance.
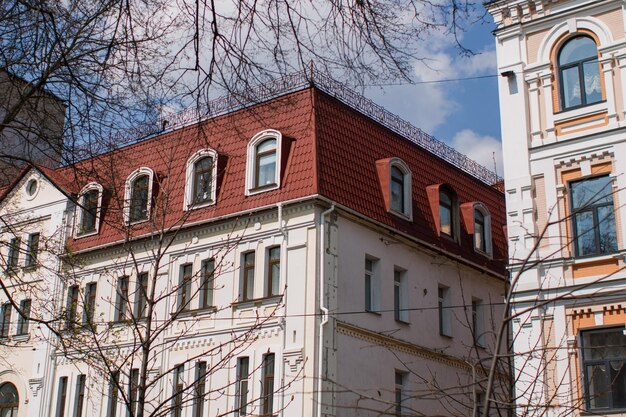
[389,158,412,221]
[438,285,452,337]
[394,267,409,323]
[123,167,154,225]
[245,129,282,196]
[473,203,493,257]
[184,148,218,210]
[364,255,380,313]
[74,182,104,238]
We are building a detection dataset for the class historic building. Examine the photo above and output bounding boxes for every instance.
[0,72,506,417]
[487,0,626,415]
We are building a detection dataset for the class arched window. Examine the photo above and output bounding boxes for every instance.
[473,204,492,255]
[0,382,18,417]
[390,166,404,213]
[76,183,103,236]
[193,157,213,204]
[124,168,154,224]
[184,149,218,209]
[246,130,282,195]
[388,159,412,219]
[558,35,602,110]
[255,138,277,187]
[439,187,458,240]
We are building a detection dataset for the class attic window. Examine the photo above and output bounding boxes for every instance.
[439,186,459,241]
[124,167,154,224]
[75,182,103,237]
[375,157,412,221]
[184,149,218,210]
[246,129,282,195]
[25,179,38,198]
[473,204,492,256]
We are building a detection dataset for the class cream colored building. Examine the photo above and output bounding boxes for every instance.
[487,0,626,415]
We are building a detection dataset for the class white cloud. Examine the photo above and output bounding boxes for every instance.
[449,129,503,174]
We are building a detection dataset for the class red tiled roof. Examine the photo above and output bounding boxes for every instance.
[3,86,506,275]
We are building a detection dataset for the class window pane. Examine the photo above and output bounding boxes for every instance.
[257,139,276,153]
[598,206,618,254]
[130,175,149,222]
[583,60,602,104]
[194,157,213,203]
[81,190,99,233]
[559,36,598,65]
[440,205,452,235]
[257,153,276,186]
[571,176,613,209]
[587,364,610,409]
[561,66,582,109]
[575,211,596,256]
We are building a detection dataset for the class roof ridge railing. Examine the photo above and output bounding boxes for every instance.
[112,70,501,185]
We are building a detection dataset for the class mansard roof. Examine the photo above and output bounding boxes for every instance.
[2,78,507,276]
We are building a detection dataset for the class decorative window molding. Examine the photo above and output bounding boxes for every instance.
[460,202,493,257]
[123,167,154,224]
[245,129,282,196]
[556,35,602,111]
[184,149,218,210]
[375,157,413,221]
[74,182,104,238]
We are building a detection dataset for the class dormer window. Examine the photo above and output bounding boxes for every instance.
[184,149,218,210]
[75,183,103,237]
[375,157,412,220]
[246,130,282,195]
[558,35,602,111]
[124,168,154,224]
[439,187,458,240]
[473,204,492,256]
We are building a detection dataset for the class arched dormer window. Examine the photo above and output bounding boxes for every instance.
[389,159,412,219]
[246,130,282,195]
[439,187,459,240]
[75,182,103,237]
[184,149,218,210]
[473,204,492,256]
[558,35,602,110]
[124,168,154,224]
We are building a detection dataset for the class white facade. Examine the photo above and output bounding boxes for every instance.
[0,84,506,417]
[487,0,626,415]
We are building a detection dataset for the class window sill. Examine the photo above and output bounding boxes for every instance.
[554,101,606,121]
[13,333,30,341]
[171,306,217,319]
[185,199,216,211]
[365,309,381,316]
[74,229,99,239]
[473,247,493,260]
[246,183,279,196]
[390,209,412,222]
[581,409,626,416]
[231,295,282,309]
[439,332,453,339]
[395,319,410,325]
[566,251,624,265]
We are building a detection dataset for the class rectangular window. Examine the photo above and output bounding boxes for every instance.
[55,376,68,417]
[127,368,139,417]
[134,272,149,318]
[6,237,20,271]
[394,269,408,323]
[199,259,214,309]
[193,361,207,417]
[438,286,452,337]
[115,276,129,322]
[235,357,250,415]
[24,233,39,268]
[267,247,280,297]
[472,298,485,347]
[241,252,255,301]
[0,303,11,338]
[262,353,275,416]
[178,264,193,312]
[570,175,618,257]
[395,371,406,417]
[581,327,626,411]
[364,257,378,313]
[83,283,97,325]
[73,374,86,417]
[16,299,31,335]
[66,285,79,329]
[172,364,184,417]
[107,371,120,417]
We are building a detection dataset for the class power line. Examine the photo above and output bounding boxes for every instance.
[365,73,502,87]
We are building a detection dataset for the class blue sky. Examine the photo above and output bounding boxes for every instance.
[365,15,503,174]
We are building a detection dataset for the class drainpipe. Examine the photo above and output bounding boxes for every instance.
[317,204,335,417]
